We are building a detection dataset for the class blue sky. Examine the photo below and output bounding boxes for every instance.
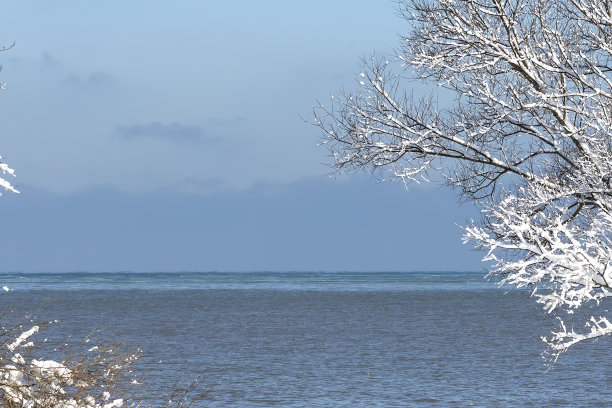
[0,1,484,272]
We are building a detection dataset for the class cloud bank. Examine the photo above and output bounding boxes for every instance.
[0,176,482,272]
[116,122,221,143]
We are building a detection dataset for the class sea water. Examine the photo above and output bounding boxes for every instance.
[0,272,609,407]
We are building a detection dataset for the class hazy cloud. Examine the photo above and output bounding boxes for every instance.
[7,52,62,72]
[63,72,115,88]
[116,122,221,143]
[39,52,62,69]
[203,116,247,127]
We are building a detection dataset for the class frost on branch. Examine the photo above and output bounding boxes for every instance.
[315,0,612,358]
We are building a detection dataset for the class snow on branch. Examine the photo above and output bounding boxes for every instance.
[0,157,19,195]
[315,0,612,358]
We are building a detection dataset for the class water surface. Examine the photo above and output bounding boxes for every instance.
[0,272,608,407]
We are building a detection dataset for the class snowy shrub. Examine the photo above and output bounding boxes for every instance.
[0,319,208,407]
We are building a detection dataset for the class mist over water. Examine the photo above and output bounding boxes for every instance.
[0,272,609,407]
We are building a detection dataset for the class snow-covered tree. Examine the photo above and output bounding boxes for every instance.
[315,0,612,357]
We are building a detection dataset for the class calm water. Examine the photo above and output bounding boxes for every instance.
[0,272,610,407]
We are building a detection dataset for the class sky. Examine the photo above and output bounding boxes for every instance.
[0,1,484,272]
